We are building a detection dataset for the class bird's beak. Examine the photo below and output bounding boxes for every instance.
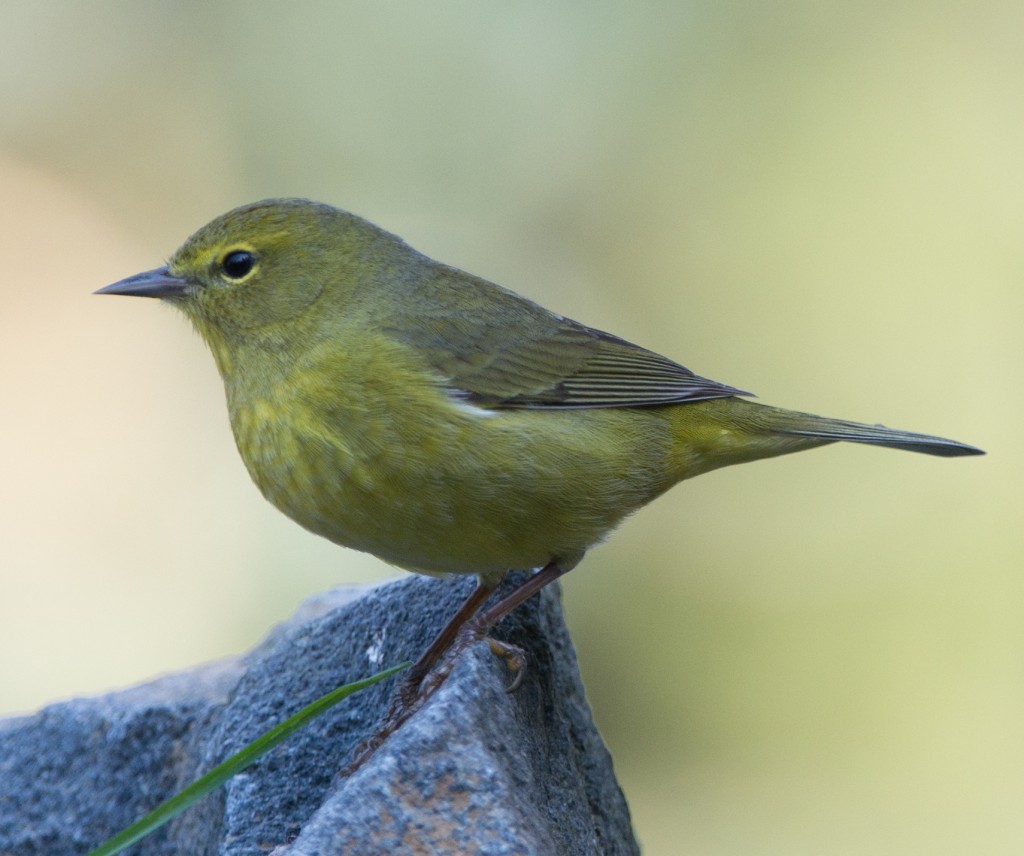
[95,266,192,298]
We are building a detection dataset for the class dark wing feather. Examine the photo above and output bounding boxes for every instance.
[382,263,749,410]
[471,328,749,408]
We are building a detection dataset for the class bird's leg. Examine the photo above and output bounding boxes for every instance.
[418,559,569,697]
[342,577,496,775]
[343,561,569,775]
[396,577,497,706]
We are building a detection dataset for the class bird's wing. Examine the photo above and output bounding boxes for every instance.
[383,271,748,409]
[451,324,747,409]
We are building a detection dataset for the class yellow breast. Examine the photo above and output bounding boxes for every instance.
[225,335,680,577]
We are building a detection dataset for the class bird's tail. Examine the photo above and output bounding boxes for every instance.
[732,399,984,458]
[667,397,983,483]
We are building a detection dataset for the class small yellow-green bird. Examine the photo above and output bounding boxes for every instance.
[98,198,982,734]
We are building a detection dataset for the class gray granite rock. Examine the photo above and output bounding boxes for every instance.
[0,574,639,855]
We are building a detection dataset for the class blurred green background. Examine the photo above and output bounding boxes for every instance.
[0,2,1018,853]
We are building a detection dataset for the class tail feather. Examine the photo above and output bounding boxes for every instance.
[770,412,984,458]
[667,398,982,482]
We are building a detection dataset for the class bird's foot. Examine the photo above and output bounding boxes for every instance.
[340,669,433,776]
[485,637,527,692]
[417,619,527,698]
[341,628,527,776]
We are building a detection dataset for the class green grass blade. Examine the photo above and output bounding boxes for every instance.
[87,661,408,856]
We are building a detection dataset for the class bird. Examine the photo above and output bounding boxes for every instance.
[97,198,983,763]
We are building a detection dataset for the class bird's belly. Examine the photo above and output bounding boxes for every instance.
[230,398,674,577]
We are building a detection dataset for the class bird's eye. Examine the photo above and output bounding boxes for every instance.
[221,250,256,280]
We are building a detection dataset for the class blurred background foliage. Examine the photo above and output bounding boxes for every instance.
[0,2,1019,853]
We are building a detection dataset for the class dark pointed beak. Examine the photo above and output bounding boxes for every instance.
[95,266,192,298]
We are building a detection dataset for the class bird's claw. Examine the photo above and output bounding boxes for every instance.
[486,637,527,692]
[342,633,527,775]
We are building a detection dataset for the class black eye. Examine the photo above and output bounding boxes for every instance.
[221,250,256,280]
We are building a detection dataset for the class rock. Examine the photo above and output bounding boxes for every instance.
[0,574,639,855]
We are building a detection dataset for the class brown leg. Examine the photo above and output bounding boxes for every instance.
[401,577,497,699]
[471,560,569,634]
[343,561,570,775]
[417,559,570,697]
[342,577,497,775]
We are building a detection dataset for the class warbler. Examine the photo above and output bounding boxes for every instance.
[98,198,982,750]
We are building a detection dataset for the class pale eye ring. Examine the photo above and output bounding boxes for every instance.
[221,250,256,280]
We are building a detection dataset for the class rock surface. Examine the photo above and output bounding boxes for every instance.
[0,574,639,855]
